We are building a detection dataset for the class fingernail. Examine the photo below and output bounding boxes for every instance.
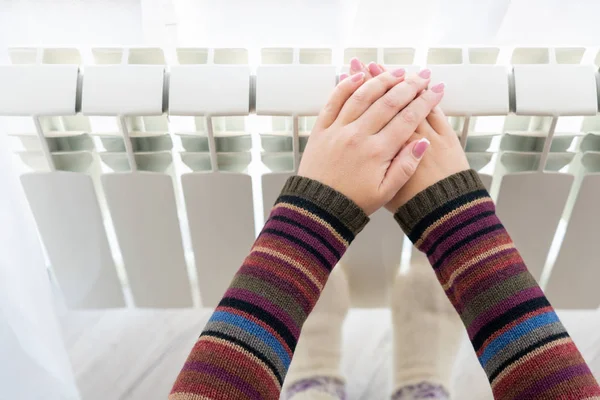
[391,67,405,78]
[367,62,381,75]
[418,68,431,79]
[412,138,430,159]
[431,82,445,93]
[350,57,362,71]
[339,73,349,81]
[351,72,365,82]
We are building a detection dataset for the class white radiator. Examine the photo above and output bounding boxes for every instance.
[2,46,600,311]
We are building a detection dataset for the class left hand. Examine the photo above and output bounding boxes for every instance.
[298,67,444,215]
[345,58,468,213]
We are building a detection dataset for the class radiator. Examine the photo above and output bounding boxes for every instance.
[2,46,599,310]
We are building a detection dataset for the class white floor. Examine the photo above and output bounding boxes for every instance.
[59,308,600,400]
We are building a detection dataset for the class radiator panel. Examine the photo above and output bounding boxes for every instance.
[169,65,251,116]
[262,172,293,220]
[256,65,336,115]
[182,172,255,307]
[513,65,598,116]
[102,172,192,307]
[545,174,600,309]
[21,172,125,308]
[0,65,79,116]
[429,65,510,116]
[3,46,600,310]
[496,173,574,280]
[82,66,165,116]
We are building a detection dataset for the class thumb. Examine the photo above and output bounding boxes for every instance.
[380,138,430,196]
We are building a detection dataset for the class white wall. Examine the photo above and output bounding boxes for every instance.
[3,0,600,49]
[0,0,143,47]
[168,0,600,48]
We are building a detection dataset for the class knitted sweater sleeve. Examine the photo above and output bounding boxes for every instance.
[394,169,600,400]
[169,176,368,400]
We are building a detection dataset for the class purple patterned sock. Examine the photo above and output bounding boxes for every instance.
[391,381,450,399]
[285,376,346,399]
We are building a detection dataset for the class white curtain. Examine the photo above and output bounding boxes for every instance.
[0,133,80,399]
[0,2,143,398]
[0,116,80,398]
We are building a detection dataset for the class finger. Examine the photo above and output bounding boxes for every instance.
[335,67,407,126]
[380,138,430,197]
[350,57,369,76]
[378,83,445,149]
[415,118,436,137]
[339,73,349,82]
[367,62,383,77]
[354,69,432,133]
[314,72,366,130]
[426,105,450,133]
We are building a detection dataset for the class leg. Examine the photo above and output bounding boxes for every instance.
[391,252,464,399]
[283,267,350,400]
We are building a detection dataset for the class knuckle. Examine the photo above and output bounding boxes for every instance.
[350,89,368,104]
[369,140,386,157]
[381,93,398,110]
[404,77,420,89]
[378,73,396,86]
[340,85,357,101]
[401,160,417,177]
[344,132,360,148]
[420,89,435,103]
[321,100,336,115]
[331,83,346,97]
[401,109,418,124]
[322,87,344,110]
[414,94,435,115]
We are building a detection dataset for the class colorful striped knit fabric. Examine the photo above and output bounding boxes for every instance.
[395,169,600,400]
[169,176,368,400]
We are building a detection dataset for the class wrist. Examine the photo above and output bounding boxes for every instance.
[278,175,370,236]
[393,170,489,240]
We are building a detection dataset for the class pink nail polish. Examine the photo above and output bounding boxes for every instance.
[412,138,430,159]
[431,82,445,93]
[391,68,405,78]
[350,58,362,71]
[367,62,381,75]
[351,72,365,82]
[418,68,431,79]
[339,73,349,81]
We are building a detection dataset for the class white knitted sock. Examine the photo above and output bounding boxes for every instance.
[391,251,464,397]
[283,267,350,400]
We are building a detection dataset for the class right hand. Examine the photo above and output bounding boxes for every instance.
[346,58,470,212]
[298,67,445,215]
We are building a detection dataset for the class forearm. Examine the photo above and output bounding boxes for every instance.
[395,170,600,399]
[169,176,368,400]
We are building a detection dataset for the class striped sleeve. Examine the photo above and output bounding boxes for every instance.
[394,170,600,400]
[169,176,368,400]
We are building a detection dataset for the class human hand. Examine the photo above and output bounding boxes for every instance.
[346,58,470,213]
[297,66,444,215]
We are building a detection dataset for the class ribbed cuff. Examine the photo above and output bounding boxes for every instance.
[280,176,369,235]
[394,170,486,234]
